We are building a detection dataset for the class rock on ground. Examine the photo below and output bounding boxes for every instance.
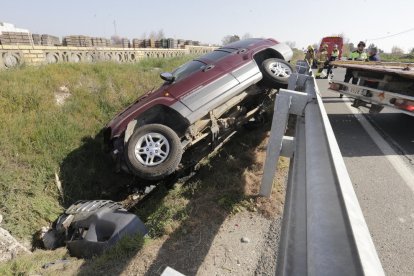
[0,227,31,263]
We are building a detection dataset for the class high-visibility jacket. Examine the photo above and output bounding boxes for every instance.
[331,49,339,58]
[317,49,329,63]
[348,50,367,61]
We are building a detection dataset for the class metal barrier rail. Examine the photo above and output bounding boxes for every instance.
[260,61,385,276]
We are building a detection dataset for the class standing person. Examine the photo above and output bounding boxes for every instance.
[343,41,367,83]
[326,44,339,77]
[340,41,367,98]
[305,45,315,68]
[368,47,380,61]
[315,44,329,79]
[364,47,381,89]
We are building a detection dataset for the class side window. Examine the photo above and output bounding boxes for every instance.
[200,49,235,62]
[172,60,206,82]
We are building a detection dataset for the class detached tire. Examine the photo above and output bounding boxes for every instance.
[125,124,183,180]
[261,58,294,89]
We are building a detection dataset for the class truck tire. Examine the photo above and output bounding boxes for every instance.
[125,124,182,180]
[261,58,294,89]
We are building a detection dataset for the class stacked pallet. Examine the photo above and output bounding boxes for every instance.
[177,39,185,48]
[32,34,41,45]
[159,39,168,48]
[41,34,60,46]
[0,32,32,45]
[167,38,177,49]
[63,35,92,47]
[145,39,155,48]
[132,39,145,48]
[121,38,130,48]
[91,37,110,47]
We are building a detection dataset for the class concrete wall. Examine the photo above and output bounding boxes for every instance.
[0,44,217,69]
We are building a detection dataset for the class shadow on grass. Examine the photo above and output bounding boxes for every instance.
[59,123,270,275]
[59,130,142,206]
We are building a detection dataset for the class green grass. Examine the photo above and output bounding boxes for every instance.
[0,57,193,240]
[380,53,414,62]
[291,48,305,65]
[0,248,70,276]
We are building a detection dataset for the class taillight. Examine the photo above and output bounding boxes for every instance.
[329,83,341,91]
[390,98,414,112]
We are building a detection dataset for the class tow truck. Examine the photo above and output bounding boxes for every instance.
[329,61,414,116]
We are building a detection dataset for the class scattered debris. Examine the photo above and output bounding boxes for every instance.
[161,266,186,276]
[54,85,71,106]
[42,259,71,269]
[54,172,64,199]
[241,237,251,243]
[41,200,148,258]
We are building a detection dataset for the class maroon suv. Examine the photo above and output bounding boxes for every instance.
[104,38,293,180]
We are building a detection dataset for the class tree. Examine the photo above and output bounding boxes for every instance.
[242,33,252,40]
[149,31,157,40]
[222,35,240,45]
[391,46,404,55]
[156,29,165,40]
[367,43,384,54]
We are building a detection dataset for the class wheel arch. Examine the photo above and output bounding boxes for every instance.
[124,104,190,144]
[254,49,284,69]
[253,43,293,66]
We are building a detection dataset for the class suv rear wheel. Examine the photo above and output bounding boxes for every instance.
[125,124,183,180]
[261,58,293,88]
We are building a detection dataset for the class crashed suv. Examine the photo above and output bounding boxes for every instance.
[104,38,293,180]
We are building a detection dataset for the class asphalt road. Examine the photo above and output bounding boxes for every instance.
[317,68,414,275]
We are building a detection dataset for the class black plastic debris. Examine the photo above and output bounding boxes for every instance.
[42,200,147,258]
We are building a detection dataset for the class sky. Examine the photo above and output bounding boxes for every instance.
[1,0,413,53]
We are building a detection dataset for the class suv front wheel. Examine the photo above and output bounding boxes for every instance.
[125,124,183,180]
[261,58,293,88]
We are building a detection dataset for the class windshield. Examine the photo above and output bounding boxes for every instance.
[172,60,206,82]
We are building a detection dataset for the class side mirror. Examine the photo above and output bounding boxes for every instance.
[160,72,175,83]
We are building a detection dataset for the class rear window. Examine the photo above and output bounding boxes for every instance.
[172,60,206,82]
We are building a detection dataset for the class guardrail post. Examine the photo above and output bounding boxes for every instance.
[259,82,309,197]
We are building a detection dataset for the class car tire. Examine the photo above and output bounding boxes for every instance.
[261,58,294,88]
[125,124,183,180]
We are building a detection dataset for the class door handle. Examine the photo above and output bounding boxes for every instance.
[203,65,215,72]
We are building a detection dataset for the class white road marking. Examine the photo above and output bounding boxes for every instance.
[343,100,414,194]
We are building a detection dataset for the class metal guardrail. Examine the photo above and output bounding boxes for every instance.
[260,61,385,276]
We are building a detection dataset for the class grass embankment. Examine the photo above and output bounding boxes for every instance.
[0,57,192,240]
[0,55,291,275]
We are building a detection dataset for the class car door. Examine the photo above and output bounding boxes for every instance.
[166,50,239,114]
